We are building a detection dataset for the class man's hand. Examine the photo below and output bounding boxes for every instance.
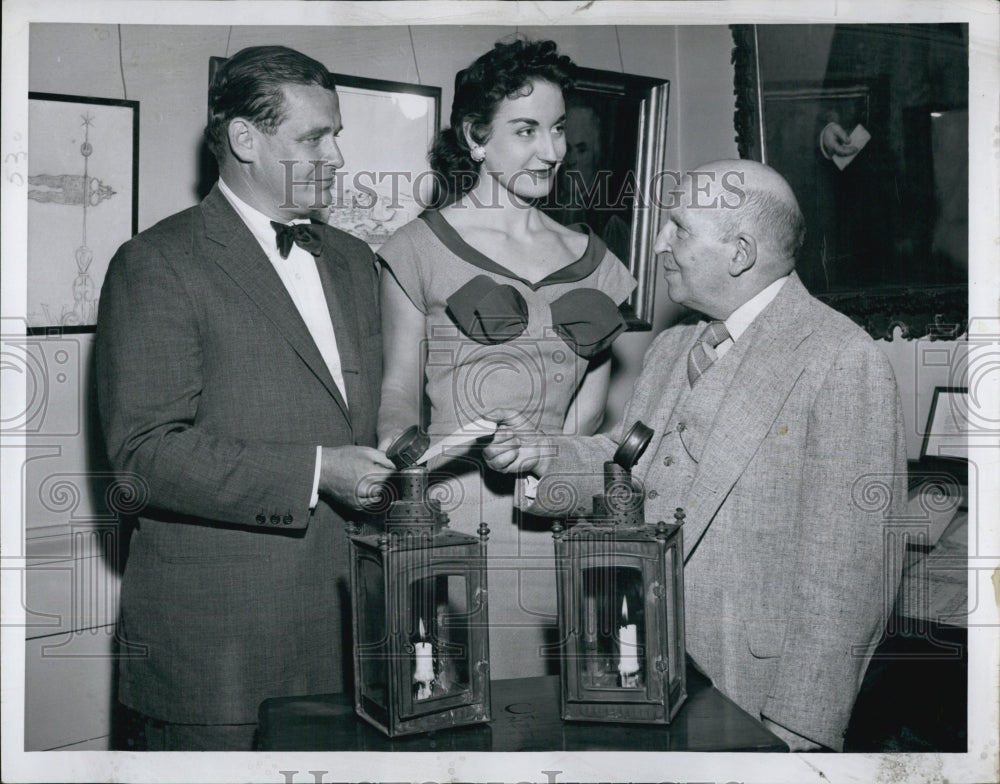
[319,446,395,509]
[819,122,858,158]
[482,426,557,476]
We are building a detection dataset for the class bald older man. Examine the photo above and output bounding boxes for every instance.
[485,160,907,751]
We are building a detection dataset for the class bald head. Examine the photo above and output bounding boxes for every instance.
[691,159,804,275]
[654,159,806,319]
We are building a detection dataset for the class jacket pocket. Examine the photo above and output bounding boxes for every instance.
[146,516,268,564]
[745,619,787,659]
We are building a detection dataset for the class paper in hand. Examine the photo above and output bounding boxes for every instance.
[417,417,500,468]
[832,124,871,170]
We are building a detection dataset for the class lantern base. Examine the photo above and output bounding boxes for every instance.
[561,677,686,725]
[356,692,492,738]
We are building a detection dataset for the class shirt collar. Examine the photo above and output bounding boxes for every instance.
[218,178,310,256]
[724,275,789,341]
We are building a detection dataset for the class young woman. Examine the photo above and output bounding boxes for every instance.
[377,39,635,678]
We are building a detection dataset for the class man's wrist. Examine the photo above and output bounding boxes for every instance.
[310,445,322,509]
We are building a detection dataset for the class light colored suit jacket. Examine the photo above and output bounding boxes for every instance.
[532,273,907,749]
[96,184,382,724]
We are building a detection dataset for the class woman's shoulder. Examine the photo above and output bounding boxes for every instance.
[378,213,442,259]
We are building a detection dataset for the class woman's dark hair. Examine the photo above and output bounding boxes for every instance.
[429,38,575,203]
[205,45,337,162]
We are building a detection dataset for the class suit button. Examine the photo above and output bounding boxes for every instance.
[662,456,674,467]
[282,514,293,525]
[647,490,659,499]
[270,514,281,525]
[255,514,266,525]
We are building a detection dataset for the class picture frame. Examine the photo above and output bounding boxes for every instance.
[208,57,440,253]
[26,92,139,334]
[912,385,971,489]
[541,66,670,331]
[921,386,970,462]
[731,23,968,340]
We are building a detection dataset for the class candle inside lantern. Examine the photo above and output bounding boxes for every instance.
[413,617,435,700]
[618,596,640,687]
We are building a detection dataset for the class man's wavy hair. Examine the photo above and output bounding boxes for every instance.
[429,38,575,204]
[205,45,337,162]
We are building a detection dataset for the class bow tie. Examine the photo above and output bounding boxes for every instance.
[271,221,323,259]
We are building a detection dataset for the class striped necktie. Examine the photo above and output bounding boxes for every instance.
[687,320,731,387]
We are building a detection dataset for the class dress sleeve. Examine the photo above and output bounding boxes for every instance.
[376,224,428,314]
[597,249,638,306]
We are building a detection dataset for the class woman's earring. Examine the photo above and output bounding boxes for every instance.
[470,145,486,163]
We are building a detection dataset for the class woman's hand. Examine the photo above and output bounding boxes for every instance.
[483,423,557,475]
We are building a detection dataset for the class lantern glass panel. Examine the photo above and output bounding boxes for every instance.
[357,555,387,712]
[408,574,471,702]
[580,565,645,690]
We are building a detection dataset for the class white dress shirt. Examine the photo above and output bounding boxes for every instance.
[714,275,789,359]
[219,178,347,508]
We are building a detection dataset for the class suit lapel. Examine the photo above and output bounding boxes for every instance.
[681,274,816,560]
[314,238,363,419]
[648,332,697,436]
[201,186,350,417]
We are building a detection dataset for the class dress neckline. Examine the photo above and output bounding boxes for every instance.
[418,209,607,291]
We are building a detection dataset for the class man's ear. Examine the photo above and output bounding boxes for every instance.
[227,118,256,164]
[729,232,757,277]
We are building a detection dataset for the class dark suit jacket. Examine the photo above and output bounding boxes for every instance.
[96,184,381,724]
[530,274,907,749]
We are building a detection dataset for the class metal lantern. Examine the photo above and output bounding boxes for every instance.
[348,426,491,737]
[552,422,687,724]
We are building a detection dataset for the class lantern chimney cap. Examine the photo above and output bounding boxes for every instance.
[386,425,431,469]
[613,421,654,471]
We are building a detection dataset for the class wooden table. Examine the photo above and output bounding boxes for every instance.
[257,660,788,752]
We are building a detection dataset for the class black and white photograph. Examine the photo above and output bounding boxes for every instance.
[1,2,997,783]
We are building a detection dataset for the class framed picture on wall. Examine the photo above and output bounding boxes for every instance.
[321,73,440,251]
[540,67,669,331]
[26,93,139,334]
[731,23,968,340]
[209,57,440,253]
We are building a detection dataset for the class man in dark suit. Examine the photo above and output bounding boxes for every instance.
[486,159,906,751]
[96,45,394,750]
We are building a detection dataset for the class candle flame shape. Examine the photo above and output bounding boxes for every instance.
[418,617,426,640]
[621,596,629,625]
